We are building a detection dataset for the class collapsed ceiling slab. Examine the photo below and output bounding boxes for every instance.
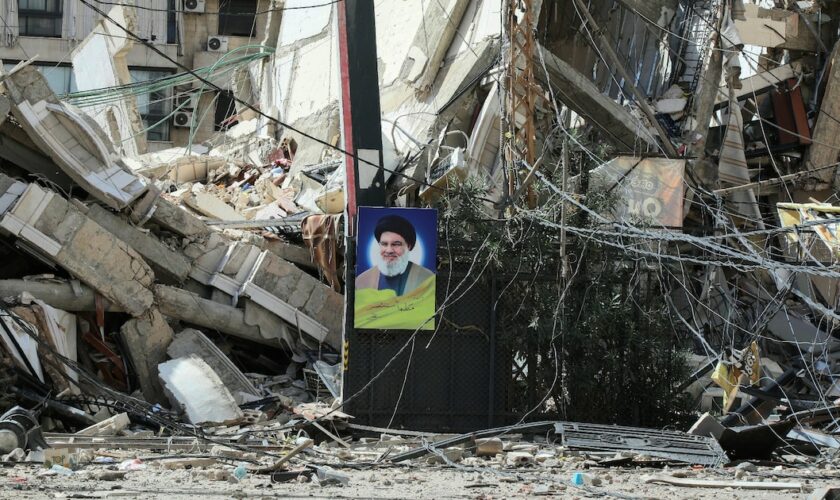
[190,240,343,350]
[537,44,657,151]
[0,180,155,317]
[83,204,192,285]
[3,66,147,209]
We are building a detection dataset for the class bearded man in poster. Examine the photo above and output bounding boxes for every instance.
[355,214,434,296]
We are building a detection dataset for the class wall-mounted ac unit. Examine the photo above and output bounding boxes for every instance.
[419,147,467,202]
[175,91,198,110]
[207,35,229,53]
[183,0,206,13]
[173,111,194,128]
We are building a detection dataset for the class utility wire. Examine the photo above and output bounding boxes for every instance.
[88,0,343,15]
[76,0,503,204]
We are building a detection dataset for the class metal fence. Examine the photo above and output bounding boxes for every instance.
[344,258,572,432]
[344,265,514,432]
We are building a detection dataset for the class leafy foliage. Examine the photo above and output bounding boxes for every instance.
[434,168,692,428]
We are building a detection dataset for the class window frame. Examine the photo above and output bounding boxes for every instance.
[2,61,75,95]
[17,0,63,38]
[218,0,257,37]
[214,90,239,131]
[128,67,175,142]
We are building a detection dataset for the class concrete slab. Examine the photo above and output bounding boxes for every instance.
[3,66,147,209]
[71,5,147,157]
[129,187,210,239]
[85,204,191,285]
[190,240,341,349]
[0,180,155,317]
[167,328,259,404]
[158,356,243,425]
[121,309,173,404]
[401,0,471,93]
[538,44,656,151]
[182,190,245,221]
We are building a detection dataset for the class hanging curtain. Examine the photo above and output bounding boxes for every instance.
[0,0,18,47]
[61,0,76,40]
[134,0,167,44]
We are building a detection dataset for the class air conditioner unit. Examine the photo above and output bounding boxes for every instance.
[207,35,229,53]
[419,147,467,202]
[173,111,194,128]
[183,0,205,13]
[174,91,198,110]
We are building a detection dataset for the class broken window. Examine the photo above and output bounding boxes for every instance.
[2,62,75,95]
[17,0,62,37]
[214,90,238,131]
[129,68,173,142]
[218,0,257,37]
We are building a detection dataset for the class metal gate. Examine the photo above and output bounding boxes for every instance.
[343,267,506,432]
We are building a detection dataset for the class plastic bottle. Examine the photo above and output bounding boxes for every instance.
[233,463,247,481]
[50,464,74,476]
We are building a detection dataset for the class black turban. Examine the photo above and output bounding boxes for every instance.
[374,215,417,250]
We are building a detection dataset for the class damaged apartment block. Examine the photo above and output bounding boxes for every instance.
[0,0,838,496]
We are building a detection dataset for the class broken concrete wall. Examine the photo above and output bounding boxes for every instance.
[83,204,191,285]
[735,4,827,52]
[265,0,339,171]
[3,66,147,209]
[0,180,155,317]
[805,43,840,187]
[189,237,342,350]
[267,0,503,180]
[71,5,148,158]
[121,309,173,404]
[400,0,471,93]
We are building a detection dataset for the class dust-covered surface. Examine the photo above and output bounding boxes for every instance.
[1,448,838,500]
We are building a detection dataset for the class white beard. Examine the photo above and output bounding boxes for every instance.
[375,251,411,277]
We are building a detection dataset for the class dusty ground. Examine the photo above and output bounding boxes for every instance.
[0,461,836,499]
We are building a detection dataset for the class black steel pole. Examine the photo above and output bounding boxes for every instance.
[337,0,386,404]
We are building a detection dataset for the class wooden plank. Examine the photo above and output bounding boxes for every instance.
[311,420,351,449]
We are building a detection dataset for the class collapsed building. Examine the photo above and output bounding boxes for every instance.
[0,0,837,494]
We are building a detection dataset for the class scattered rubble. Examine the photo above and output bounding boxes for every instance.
[0,0,838,497]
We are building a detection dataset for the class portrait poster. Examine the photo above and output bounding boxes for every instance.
[354,207,437,330]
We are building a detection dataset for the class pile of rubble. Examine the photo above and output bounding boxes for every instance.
[3,413,840,497]
[0,57,347,446]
